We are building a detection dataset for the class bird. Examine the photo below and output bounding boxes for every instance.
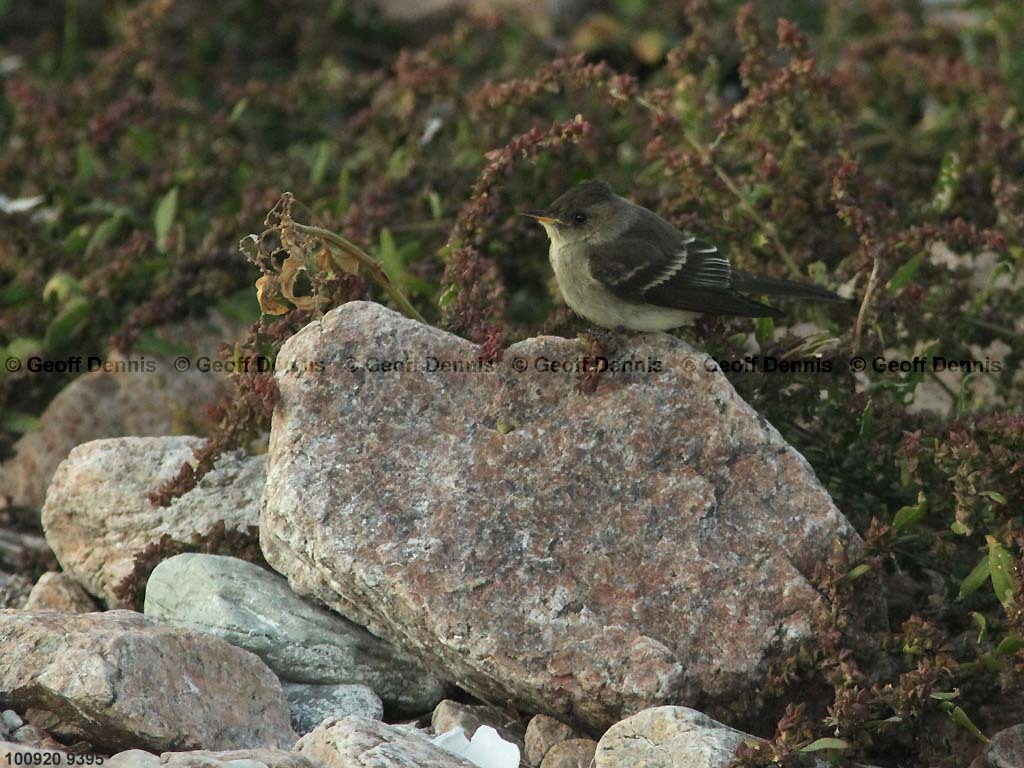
[523,179,847,331]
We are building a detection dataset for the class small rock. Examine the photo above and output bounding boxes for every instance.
[525,715,581,766]
[144,553,445,713]
[105,750,161,768]
[540,738,597,768]
[594,706,752,767]
[0,352,229,511]
[0,609,296,752]
[971,723,1024,768]
[0,573,32,609]
[1,711,23,731]
[296,717,477,768]
[41,437,264,607]
[431,699,525,751]
[9,723,64,751]
[25,573,96,612]
[283,683,383,735]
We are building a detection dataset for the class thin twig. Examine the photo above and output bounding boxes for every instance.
[853,250,881,355]
[290,221,427,324]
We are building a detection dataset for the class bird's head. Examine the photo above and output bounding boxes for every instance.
[523,179,622,247]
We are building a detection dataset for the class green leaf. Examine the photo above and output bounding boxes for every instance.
[43,272,82,304]
[996,632,1022,656]
[309,141,332,185]
[958,556,991,601]
[981,490,1007,504]
[930,691,959,701]
[76,142,96,182]
[43,296,92,350]
[888,251,924,293]
[946,705,989,743]
[85,213,124,257]
[427,190,443,220]
[800,737,849,752]
[153,187,179,251]
[971,612,987,643]
[379,228,403,283]
[987,536,1015,609]
[859,397,874,439]
[892,491,928,531]
[931,150,961,213]
[846,563,871,581]
[228,97,249,123]
[754,316,774,349]
[437,283,458,308]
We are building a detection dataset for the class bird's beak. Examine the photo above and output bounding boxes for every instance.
[522,210,564,225]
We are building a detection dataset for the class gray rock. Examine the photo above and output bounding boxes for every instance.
[41,437,264,607]
[104,750,162,768]
[971,723,1024,768]
[0,609,296,752]
[0,572,32,609]
[284,682,383,734]
[260,302,872,730]
[296,717,476,768]
[144,553,445,713]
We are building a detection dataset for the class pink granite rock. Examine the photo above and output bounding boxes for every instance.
[41,437,263,607]
[0,610,296,752]
[260,302,871,730]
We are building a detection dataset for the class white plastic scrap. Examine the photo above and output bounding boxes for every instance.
[432,725,521,768]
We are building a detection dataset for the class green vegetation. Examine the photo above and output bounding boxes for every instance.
[1,1,1022,764]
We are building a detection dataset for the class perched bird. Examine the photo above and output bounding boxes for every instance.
[524,180,846,331]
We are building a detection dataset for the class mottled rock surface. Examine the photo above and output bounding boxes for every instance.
[540,738,598,768]
[284,683,383,735]
[0,610,295,752]
[24,572,96,612]
[524,715,581,767]
[296,717,476,768]
[0,573,31,609]
[431,700,525,752]
[42,438,263,607]
[594,707,753,767]
[144,553,445,713]
[970,723,1024,768]
[260,302,869,729]
[0,356,227,511]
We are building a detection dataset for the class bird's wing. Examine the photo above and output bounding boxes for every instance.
[588,210,782,318]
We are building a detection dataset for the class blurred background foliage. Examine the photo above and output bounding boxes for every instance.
[1,0,1023,764]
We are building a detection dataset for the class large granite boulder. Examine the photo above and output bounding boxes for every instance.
[260,301,870,730]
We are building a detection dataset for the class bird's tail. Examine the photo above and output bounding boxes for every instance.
[733,270,849,304]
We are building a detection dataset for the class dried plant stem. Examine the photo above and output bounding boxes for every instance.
[290,222,427,324]
[681,132,802,278]
[853,250,881,355]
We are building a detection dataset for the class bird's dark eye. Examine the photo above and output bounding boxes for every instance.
[572,212,587,224]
